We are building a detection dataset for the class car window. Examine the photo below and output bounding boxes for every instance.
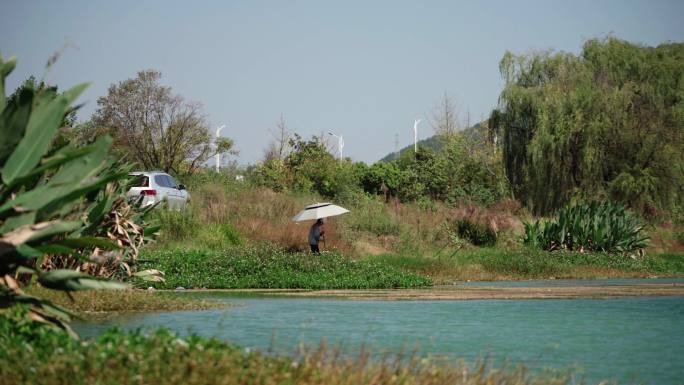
[166,175,178,188]
[154,175,168,187]
[131,175,148,187]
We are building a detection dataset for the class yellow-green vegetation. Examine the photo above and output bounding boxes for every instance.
[24,286,225,313]
[0,311,581,385]
[151,172,684,285]
[367,248,684,283]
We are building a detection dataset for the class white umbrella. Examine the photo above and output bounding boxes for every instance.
[291,202,349,222]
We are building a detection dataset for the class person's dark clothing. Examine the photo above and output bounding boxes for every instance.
[308,220,324,254]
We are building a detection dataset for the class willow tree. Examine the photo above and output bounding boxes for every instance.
[490,37,684,216]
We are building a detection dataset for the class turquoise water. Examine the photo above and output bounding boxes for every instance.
[74,296,684,385]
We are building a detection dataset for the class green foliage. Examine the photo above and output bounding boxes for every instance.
[368,248,684,281]
[674,231,684,246]
[523,201,649,253]
[0,54,155,333]
[252,134,363,199]
[462,248,684,278]
[253,130,508,206]
[454,219,497,247]
[492,37,684,215]
[359,161,401,196]
[140,244,431,289]
[152,209,244,249]
[340,195,401,236]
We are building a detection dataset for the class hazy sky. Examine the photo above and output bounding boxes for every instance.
[2,0,683,164]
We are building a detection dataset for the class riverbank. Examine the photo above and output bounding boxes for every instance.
[185,281,684,300]
[68,289,684,385]
[153,176,684,285]
[25,286,228,314]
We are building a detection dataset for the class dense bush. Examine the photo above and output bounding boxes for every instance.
[140,244,432,289]
[454,219,497,246]
[674,231,684,246]
[252,130,509,207]
[523,201,649,253]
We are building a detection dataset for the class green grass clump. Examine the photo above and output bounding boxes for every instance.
[367,248,684,281]
[0,309,578,385]
[152,209,245,249]
[456,248,684,278]
[141,244,432,289]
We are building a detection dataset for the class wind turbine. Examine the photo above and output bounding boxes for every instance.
[328,131,344,159]
[215,124,226,172]
[413,119,421,153]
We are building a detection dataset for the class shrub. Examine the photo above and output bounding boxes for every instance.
[341,195,401,236]
[524,201,649,254]
[0,54,156,333]
[454,219,497,246]
[674,231,684,246]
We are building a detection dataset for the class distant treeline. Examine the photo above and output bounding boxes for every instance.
[254,37,683,220]
[16,36,680,219]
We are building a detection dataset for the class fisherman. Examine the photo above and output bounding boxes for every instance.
[308,218,325,255]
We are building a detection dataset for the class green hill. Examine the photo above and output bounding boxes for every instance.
[379,122,488,162]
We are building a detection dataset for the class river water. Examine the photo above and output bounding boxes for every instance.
[73,292,684,384]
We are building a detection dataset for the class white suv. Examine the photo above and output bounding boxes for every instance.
[127,171,190,209]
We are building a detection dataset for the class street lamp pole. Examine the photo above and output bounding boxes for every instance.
[413,119,421,153]
[215,124,225,172]
[328,131,344,159]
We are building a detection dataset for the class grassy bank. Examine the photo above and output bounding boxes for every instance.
[140,244,432,289]
[0,313,581,385]
[143,174,684,285]
[24,286,226,313]
[367,248,684,283]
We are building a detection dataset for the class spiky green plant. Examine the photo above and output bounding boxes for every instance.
[0,53,157,335]
[524,201,649,254]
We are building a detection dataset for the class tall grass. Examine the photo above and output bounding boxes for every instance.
[175,178,353,253]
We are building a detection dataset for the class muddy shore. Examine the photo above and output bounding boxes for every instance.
[182,283,684,300]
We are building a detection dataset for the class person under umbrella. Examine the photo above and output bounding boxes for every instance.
[292,202,349,254]
[308,218,325,255]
